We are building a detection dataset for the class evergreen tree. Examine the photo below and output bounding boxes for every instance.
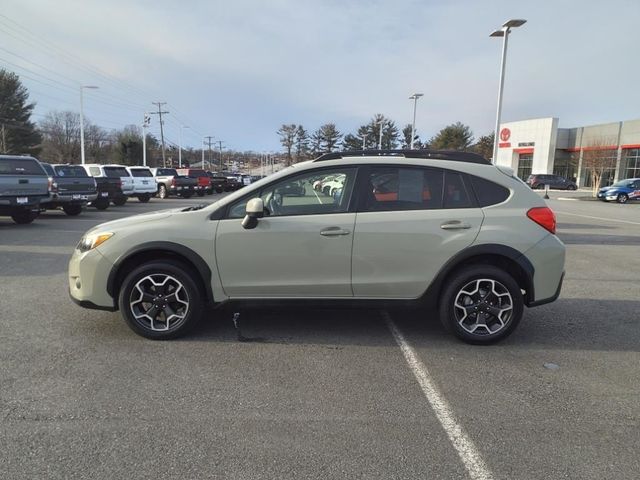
[429,122,474,150]
[0,69,41,155]
[294,125,309,162]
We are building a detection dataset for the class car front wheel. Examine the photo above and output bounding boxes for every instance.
[439,265,523,344]
[118,261,204,340]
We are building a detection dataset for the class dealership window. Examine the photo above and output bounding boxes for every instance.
[517,154,533,180]
[622,149,640,179]
[582,150,617,188]
[553,153,579,181]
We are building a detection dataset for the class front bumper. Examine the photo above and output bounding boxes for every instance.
[68,247,117,310]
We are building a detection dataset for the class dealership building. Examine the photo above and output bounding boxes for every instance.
[495,117,640,187]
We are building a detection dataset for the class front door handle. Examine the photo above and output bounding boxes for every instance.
[320,227,351,237]
[440,221,472,230]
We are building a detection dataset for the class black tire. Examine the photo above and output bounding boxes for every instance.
[215,187,224,193]
[158,184,168,199]
[197,190,205,197]
[206,188,213,195]
[62,204,83,216]
[93,198,109,210]
[537,184,545,190]
[138,194,151,203]
[113,196,128,206]
[617,193,629,204]
[567,185,577,191]
[11,210,38,224]
[118,260,204,340]
[439,265,523,345]
[181,192,193,199]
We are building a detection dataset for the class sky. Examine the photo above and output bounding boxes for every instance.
[2,0,639,152]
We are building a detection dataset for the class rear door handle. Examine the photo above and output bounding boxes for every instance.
[440,221,472,230]
[320,227,351,237]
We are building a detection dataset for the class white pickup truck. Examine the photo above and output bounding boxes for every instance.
[126,166,157,203]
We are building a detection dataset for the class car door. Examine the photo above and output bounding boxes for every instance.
[215,167,358,298]
[351,166,484,298]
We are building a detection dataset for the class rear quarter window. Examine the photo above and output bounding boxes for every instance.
[469,175,510,207]
[104,167,129,178]
[129,168,153,177]
[0,158,46,175]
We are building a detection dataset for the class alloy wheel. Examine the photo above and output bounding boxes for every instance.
[453,278,513,335]
[129,274,190,332]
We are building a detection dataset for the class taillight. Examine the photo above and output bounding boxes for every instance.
[171,178,176,187]
[527,207,556,234]
[48,177,58,193]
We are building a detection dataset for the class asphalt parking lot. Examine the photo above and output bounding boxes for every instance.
[1,192,638,480]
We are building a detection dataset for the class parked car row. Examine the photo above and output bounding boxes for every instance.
[0,154,259,224]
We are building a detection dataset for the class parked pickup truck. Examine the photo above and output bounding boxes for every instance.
[126,166,156,203]
[207,171,228,193]
[0,155,49,224]
[81,164,126,210]
[39,163,98,216]
[176,168,211,196]
[152,168,198,199]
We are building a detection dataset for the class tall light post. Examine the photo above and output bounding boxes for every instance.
[142,112,150,166]
[79,85,98,164]
[377,119,385,150]
[178,125,189,168]
[409,93,423,149]
[490,19,526,163]
[361,133,368,150]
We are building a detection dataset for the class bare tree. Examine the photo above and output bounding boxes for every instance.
[277,124,297,166]
[581,138,618,197]
[39,111,81,163]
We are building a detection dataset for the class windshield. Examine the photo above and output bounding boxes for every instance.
[610,180,633,187]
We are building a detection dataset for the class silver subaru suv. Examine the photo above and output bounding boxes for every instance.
[69,150,565,344]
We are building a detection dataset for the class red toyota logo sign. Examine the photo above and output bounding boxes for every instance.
[500,128,511,142]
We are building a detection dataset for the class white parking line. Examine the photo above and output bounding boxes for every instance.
[555,211,640,226]
[383,312,493,480]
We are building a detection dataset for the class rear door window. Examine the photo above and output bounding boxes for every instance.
[362,167,444,212]
[443,171,473,209]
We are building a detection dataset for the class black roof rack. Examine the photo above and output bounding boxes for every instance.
[313,149,491,165]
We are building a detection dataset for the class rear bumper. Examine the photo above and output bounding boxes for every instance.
[42,192,98,205]
[0,195,47,214]
[527,271,564,307]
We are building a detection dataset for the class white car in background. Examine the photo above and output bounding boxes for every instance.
[126,166,156,203]
[321,174,346,196]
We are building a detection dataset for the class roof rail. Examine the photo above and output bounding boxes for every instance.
[313,149,491,165]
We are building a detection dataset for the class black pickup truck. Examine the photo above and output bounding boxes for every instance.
[81,165,124,209]
[40,163,98,216]
[207,172,228,193]
[0,155,49,224]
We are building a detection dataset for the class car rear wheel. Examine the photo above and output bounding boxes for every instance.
[93,198,109,210]
[617,193,629,204]
[181,192,193,199]
[439,265,523,344]
[118,261,204,340]
[536,183,545,190]
[158,184,168,199]
[11,210,38,224]
[62,204,83,216]
[197,190,205,197]
[113,196,127,206]
[567,184,577,191]
[138,194,151,203]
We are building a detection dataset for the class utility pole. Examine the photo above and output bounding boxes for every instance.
[216,140,224,171]
[204,136,214,170]
[1,123,6,153]
[150,102,169,166]
[142,113,150,166]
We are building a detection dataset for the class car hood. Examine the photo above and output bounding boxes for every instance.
[87,208,179,233]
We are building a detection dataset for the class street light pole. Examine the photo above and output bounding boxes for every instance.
[178,125,189,168]
[79,85,98,164]
[142,112,150,166]
[409,93,423,149]
[377,119,385,150]
[490,19,526,163]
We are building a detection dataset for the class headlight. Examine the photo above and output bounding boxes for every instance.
[76,232,114,252]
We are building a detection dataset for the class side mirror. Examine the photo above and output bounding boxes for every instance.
[242,198,264,229]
